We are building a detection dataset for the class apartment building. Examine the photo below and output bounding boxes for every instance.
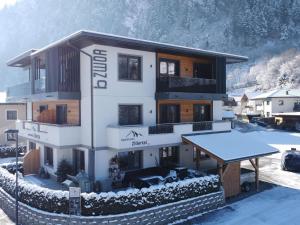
[6,30,248,185]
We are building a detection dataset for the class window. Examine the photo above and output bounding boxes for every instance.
[278,100,284,106]
[6,110,17,120]
[44,146,53,167]
[193,63,213,79]
[39,105,48,113]
[193,104,211,122]
[56,104,67,124]
[159,146,179,167]
[73,149,85,174]
[119,105,142,125]
[118,150,142,171]
[266,101,270,105]
[159,58,179,76]
[118,54,142,81]
[159,104,180,123]
[29,142,36,150]
[266,112,270,117]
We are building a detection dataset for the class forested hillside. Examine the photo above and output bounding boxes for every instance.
[0,0,299,91]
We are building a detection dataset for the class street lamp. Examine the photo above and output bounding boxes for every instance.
[5,129,19,225]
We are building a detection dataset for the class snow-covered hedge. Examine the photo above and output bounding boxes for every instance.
[1,162,23,174]
[0,145,26,158]
[0,166,220,216]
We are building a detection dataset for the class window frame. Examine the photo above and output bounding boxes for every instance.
[6,110,18,121]
[118,54,143,82]
[159,58,180,77]
[118,104,143,126]
[159,104,180,124]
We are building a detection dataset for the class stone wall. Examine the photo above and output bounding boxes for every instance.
[0,187,225,225]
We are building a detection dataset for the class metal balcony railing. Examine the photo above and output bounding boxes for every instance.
[148,124,174,134]
[192,121,213,131]
[157,76,217,93]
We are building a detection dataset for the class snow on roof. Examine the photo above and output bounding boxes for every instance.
[222,110,236,119]
[182,130,278,163]
[8,30,247,65]
[273,112,300,116]
[252,89,300,100]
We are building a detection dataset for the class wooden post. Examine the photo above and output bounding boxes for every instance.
[218,164,224,185]
[255,158,259,192]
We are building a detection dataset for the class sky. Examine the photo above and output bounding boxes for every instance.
[0,0,18,10]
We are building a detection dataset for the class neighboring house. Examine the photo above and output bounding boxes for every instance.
[7,30,279,197]
[223,94,253,116]
[0,92,26,145]
[251,89,300,117]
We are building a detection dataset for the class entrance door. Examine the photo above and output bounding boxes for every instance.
[56,104,67,124]
[73,149,85,175]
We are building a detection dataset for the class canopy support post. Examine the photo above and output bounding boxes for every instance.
[249,158,259,192]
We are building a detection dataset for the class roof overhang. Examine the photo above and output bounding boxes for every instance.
[182,131,279,164]
[7,49,38,67]
[30,30,248,64]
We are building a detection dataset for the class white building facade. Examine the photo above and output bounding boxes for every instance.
[251,89,300,117]
[7,31,247,184]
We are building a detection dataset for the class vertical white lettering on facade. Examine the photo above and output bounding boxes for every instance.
[92,49,107,89]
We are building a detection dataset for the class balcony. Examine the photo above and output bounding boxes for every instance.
[6,82,31,100]
[107,120,231,149]
[34,78,46,94]
[157,76,217,93]
[16,120,81,147]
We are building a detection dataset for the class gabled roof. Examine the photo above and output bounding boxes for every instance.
[8,30,248,67]
[252,89,300,100]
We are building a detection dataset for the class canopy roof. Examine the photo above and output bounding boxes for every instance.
[182,131,278,164]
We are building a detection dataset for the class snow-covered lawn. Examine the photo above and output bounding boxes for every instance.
[192,187,300,225]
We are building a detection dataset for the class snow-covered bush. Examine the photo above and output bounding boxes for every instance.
[0,145,26,158]
[0,166,220,216]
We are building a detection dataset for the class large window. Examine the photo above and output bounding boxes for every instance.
[44,146,53,167]
[118,150,142,171]
[159,58,179,76]
[6,110,17,120]
[73,149,85,174]
[118,54,142,81]
[159,104,180,124]
[193,104,211,122]
[193,63,213,79]
[39,105,48,113]
[119,105,142,125]
[159,146,179,168]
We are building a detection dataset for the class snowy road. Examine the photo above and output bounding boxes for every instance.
[190,187,300,225]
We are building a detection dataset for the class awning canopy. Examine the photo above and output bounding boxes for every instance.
[182,131,279,164]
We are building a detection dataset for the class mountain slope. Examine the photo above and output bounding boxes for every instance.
[0,0,299,91]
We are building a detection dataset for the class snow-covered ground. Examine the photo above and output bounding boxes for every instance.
[0,209,13,225]
[191,187,300,225]
[188,126,300,225]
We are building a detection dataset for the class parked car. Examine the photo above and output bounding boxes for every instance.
[240,168,255,192]
[123,167,170,188]
[281,150,300,172]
